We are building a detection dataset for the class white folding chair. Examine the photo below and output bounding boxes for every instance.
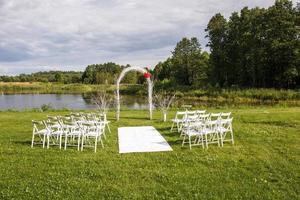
[60,120,81,151]
[171,111,187,132]
[44,121,64,149]
[80,122,105,153]
[31,120,48,148]
[181,121,204,150]
[46,116,61,129]
[97,112,111,134]
[202,120,220,148]
[180,114,199,136]
[218,118,234,146]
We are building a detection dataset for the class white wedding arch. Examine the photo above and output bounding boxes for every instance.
[116,66,153,121]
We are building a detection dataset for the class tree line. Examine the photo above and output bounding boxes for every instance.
[0,0,299,89]
[0,71,82,84]
[81,63,146,84]
[0,64,146,85]
[206,0,300,88]
[154,0,300,89]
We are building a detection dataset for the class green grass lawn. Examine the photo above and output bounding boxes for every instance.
[0,108,299,199]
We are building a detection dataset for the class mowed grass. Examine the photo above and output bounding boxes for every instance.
[0,108,299,199]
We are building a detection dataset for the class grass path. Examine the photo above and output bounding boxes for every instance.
[0,108,299,199]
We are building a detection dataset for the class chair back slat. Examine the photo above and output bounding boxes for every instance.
[196,110,206,114]
[220,112,231,119]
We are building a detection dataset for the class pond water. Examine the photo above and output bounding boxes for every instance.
[0,93,150,110]
[0,93,295,110]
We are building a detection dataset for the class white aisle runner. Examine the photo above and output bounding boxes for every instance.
[118,126,173,153]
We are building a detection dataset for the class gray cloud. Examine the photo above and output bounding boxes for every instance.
[0,0,298,75]
[0,46,31,62]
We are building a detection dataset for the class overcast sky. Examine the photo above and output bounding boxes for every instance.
[0,0,298,75]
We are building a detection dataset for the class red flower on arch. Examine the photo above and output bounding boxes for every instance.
[144,72,151,79]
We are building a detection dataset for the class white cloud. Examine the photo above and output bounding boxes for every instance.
[0,0,297,75]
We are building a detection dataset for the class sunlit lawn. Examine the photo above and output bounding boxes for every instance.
[0,108,299,199]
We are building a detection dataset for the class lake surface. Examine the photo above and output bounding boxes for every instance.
[0,93,149,110]
[0,93,295,110]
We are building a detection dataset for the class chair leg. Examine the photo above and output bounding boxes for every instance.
[47,135,50,149]
[205,134,208,149]
[181,135,186,147]
[193,136,198,144]
[180,131,183,137]
[94,136,98,153]
[219,132,224,147]
[81,136,84,151]
[107,124,111,133]
[77,136,80,151]
[42,134,46,148]
[189,136,192,150]
[170,122,175,131]
[231,130,234,145]
[31,134,35,148]
[178,123,182,132]
[59,134,62,149]
[100,136,104,148]
[216,133,220,147]
[197,135,202,144]
[64,135,68,150]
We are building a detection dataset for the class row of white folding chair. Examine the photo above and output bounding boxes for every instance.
[49,112,110,135]
[180,112,232,134]
[210,112,231,120]
[182,119,219,149]
[177,112,232,133]
[65,114,107,151]
[80,122,105,152]
[48,116,106,152]
[181,117,234,149]
[70,112,111,133]
[179,113,210,136]
[31,117,105,152]
[171,110,206,132]
[48,119,104,152]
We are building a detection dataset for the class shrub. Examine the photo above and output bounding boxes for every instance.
[40,104,53,112]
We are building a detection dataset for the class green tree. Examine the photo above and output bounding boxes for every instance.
[54,72,64,83]
[153,58,172,81]
[263,0,300,88]
[82,63,123,84]
[82,65,96,84]
[206,14,228,87]
[171,37,209,86]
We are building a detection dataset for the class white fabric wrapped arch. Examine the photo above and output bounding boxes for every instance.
[116,66,153,121]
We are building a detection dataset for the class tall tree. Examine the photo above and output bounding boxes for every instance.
[206,14,228,87]
[54,72,64,83]
[171,37,208,86]
[263,0,300,88]
[153,58,172,81]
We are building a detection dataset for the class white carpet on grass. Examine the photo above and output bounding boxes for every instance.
[118,126,173,153]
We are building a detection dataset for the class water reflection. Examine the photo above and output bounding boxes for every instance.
[0,93,298,110]
[0,93,151,110]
